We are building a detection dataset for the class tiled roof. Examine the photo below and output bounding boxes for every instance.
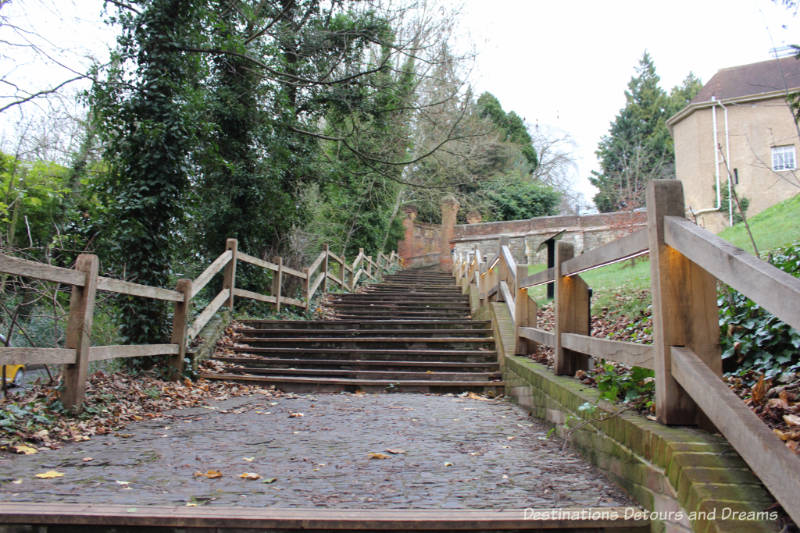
[691,57,800,103]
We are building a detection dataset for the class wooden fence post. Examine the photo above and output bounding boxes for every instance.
[272,256,283,313]
[647,180,720,425]
[554,241,590,376]
[169,278,192,380]
[515,264,537,355]
[62,253,98,412]
[322,244,329,294]
[222,238,238,311]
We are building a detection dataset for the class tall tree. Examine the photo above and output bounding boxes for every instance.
[89,0,205,348]
[590,53,699,212]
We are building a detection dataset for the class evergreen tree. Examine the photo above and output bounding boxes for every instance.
[590,53,700,212]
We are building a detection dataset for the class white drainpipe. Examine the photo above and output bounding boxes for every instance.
[692,96,727,217]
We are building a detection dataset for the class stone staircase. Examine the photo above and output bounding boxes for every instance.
[203,268,503,394]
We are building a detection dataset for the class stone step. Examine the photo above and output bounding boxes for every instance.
[239,319,491,329]
[233,327,494,338]
[236,336,494,351]
[220,367,501,381]
[214,356,499,370]
[229,346,497,363]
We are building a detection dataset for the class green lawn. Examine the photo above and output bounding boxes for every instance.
[524,192,800,314]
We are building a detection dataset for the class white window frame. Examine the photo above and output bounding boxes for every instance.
[771,145,796,171]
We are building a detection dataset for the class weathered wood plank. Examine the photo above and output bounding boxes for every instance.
[62,254,98,411]
[0,253,84,286]
[281,265,306,280]
[308,272,325,301]
[222,239,238,311]
[190,250,232,299]
[0,503,650,530]
[0,347,75,365]
[500,245,517,280]
[519,327,555,347]
[308,251,326,278]
[281,296,305,308]
[499,280,515,321]
[187,289,230,340]
[169,279,191,379]
[554,241,590,376]
[237,252,278,272]
[561,229,649,277]
[327,250,345,265]
[97,276,184,302]
[518,267,554,289]
[232,288,277,305]
[328,273,344,287]
[89,344,179,362]
[561,333,654,369]
[665,216,800,331]
[672,346,800,525]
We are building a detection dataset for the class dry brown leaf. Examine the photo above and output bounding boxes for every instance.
[35,470,64,479]
[385,448,406,455]
[466,392,489,401]
[288,412,304,418]
[12,445,38,455]
[194,470,223,479]
[784,414,800,427]
[752,376,770,406]
[368,452,391,460]
[240,472,261,480]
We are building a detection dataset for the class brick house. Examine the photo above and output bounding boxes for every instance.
[667,58,800,232]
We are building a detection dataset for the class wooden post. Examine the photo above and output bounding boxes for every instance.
[554,241,590,376]
[647,180,721,425]
[367,255,373,279]
[62,254,98,412]
[222,238,238,311]
[272,256,283,313]
[303,267,311,311]
[515,264,537,355]
[169,278,192,380]
[322,244,329,294]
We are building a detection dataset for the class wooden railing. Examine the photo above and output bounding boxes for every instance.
[0,240,398,410]
[453,179,800,523]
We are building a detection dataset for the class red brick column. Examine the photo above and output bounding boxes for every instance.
[439,196,459,272]
[397,206,418,264]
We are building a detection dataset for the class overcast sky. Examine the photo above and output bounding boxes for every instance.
[2,0,800,209]
[458,0,800,207]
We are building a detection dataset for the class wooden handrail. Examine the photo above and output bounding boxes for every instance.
[665,216,800,330]
[233,287,276,305]
[499,280,515,320]
[561,333,653,369]
[96,276,184,302]
[671,346,800,524]
[560,229,649,277]
[0,347,76,365]
[89,344,179,362]
[0,253,85,286]
[190,250,232,299]
[237,252,279,272]
[308,272,325,301]
[518,327,554,347]
[187,288,230,340]
[500,245,517,280]
[518,267,554,289]
[308,251,326,277]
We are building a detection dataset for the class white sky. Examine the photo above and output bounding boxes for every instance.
[458,0,800,207]
[2,0,800,209]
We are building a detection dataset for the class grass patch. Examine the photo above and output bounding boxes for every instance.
[718,192,800,254]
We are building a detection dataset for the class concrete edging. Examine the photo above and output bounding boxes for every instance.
[477,298,780,533]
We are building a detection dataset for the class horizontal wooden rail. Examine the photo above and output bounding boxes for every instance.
[281,296,304,308]
[561,229,649,277]
[281,265,306,280]
[0,347,76,365]
[188,289,230,340]
[190,250,232,299]
[665,216,800,330]
[327,251,345,265]
[518,267,554,289]
[89,344,179,362]
[328,273,344,287]
[232,287,276,305]
[561,333,654,369]
[519,327,555,347]
[0,253,85,286]
[97,276,183,302]
[237,252,279,272]
[671,346,800,524]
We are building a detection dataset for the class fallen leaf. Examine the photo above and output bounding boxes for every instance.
[240,472,261,480]
[242,457,255,462]
[467,392,489,401]
[35,470,64,479]
[262,477,277,484]
[444,462,453,467]
[12,445,38,455]
[194,470,223,479]
[368,452,391,460]
[186,503,198,507]
[288,412,304,418]
[116,480,130,486]
[775,429,789,441]
[784,414,800,427]
[385,448,406,455]
[752,376,769,406]
[506,436,515,441]
[11,479,22,485]
[82,457,93,462]
[788,440,800,454]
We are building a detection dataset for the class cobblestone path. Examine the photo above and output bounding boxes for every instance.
[0,393,632,509]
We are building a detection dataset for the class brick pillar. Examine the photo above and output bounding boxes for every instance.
[397,206,418,263]
[439,196,459,272]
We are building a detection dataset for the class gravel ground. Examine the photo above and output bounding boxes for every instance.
[0,392,633,509]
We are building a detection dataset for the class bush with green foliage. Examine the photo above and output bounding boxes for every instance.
[719,242,800,383]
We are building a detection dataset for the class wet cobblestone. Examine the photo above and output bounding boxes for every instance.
[0,392,633,509]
